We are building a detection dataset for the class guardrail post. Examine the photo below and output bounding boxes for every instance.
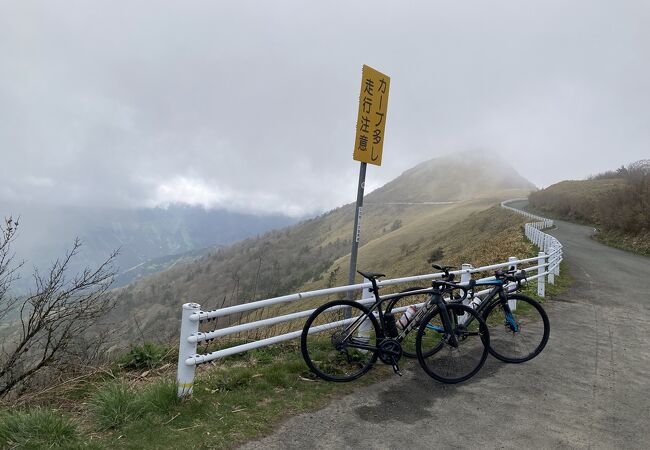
[555,249,561,276]
[177,302,200,398]
[357,277,373,347]
[460,263,472,296]
[507,256,518,310]
[537,252,546,297]
[548,246,556,285]
[460,262,472,299]
[458,263,472,324]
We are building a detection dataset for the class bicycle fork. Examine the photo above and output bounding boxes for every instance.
[423,295,460,348]
[438,301,460,348]
[498,292,520,333]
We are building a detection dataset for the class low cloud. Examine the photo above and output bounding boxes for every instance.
[1,1,648,215]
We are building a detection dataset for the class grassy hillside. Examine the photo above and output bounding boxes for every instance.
[528,179,627,224]
[529,160,650,255]
[108,151,535,343]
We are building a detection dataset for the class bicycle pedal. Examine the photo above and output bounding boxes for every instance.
[392,362,402,376]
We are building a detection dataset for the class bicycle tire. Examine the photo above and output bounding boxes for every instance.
[416,303,490,384]
[301,299,381,382]
[482,293,550,363]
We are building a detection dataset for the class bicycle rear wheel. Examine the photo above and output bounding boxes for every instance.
[482,294,550,363]
[301,300,380,382]
[416,303,489,384]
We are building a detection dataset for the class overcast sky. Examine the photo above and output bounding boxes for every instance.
[1,0,648,217]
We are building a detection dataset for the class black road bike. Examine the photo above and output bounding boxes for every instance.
[394,266,550,364]
[300,269,490,384]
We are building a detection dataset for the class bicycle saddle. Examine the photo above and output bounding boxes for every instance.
[357,270,386,280]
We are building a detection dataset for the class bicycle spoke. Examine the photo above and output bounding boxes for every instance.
[416,304,489,383]
[483,295,549,363]
[302,300,379,381]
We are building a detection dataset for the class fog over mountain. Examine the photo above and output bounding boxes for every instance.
[2,0,649,221]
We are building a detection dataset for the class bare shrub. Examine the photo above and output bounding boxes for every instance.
[0,217,118,399]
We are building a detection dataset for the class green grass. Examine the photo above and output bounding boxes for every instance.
[89,379,182,430]
[0,408,82,449]
[142,379,181,413]
[90,382,149,429]
[520,261,573,302]
[593,229,650,256]
[97,342,390,449]
[118,342,174,371]
[0,342,392,449]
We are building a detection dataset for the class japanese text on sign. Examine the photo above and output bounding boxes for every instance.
[353,65,390,166]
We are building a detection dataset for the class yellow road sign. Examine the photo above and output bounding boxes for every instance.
[353,65,390,166]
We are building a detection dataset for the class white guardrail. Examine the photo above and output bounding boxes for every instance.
[176,198,563,396]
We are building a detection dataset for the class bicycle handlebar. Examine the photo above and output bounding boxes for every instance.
[431,279,475,302]
[495,269,527,289]
[432,263,456,282]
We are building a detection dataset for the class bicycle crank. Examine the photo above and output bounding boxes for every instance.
[378,339,403,376]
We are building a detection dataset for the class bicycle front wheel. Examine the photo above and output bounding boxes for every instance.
[482,294,550,363]
[301,300,380,382]
[416,303,489,384]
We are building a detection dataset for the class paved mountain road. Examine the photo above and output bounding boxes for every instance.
[241,208,650,449]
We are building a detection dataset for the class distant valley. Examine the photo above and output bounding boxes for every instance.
[4,204,297,290]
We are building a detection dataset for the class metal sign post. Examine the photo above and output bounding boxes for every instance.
[347,65,390,302]
[347,162,367,301]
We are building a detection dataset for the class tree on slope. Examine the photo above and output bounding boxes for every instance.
[0,217,117,398]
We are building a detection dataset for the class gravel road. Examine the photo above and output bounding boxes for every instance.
[241,207,650,449]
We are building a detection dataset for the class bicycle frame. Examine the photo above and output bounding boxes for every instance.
[339,282,462,351]
[458,279,519,331]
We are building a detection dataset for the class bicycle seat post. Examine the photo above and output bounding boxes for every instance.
[357,270,384,301]
[369,277,380,301]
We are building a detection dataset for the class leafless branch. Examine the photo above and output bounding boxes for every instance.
[0,220,118,398]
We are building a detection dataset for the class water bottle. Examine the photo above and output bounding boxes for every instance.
[469,296,482,309]
[398,305,418,329]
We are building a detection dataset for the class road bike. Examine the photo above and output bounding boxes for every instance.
[394,266,550,364]
[466,268,550,363]
[300,269,490,384]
